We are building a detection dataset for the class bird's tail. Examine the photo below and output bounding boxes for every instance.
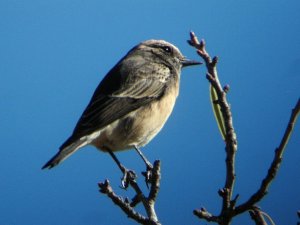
[42,138,88,169]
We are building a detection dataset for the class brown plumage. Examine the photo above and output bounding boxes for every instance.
[42,40,201,169]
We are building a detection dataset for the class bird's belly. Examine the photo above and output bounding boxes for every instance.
[92,86,178,152]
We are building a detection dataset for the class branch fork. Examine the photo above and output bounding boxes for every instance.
[99,160,162,225]
[188,31,300,225]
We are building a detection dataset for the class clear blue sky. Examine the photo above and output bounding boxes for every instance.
[1,1,299,225]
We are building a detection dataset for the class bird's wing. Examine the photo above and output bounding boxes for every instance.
[60,59,171,149]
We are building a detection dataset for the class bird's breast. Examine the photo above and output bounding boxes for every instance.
[92,80,179,152]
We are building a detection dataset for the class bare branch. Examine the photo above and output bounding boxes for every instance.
[234,98,300,215]
[249,207,268,225]
[193,207,220,223]
[99,160,162,225]
[188,31,238,225]
[98,179,148,224]
[188,31,300,225]
[148,160,161,203]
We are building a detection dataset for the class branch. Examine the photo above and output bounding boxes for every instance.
[249,207,268,225]
[188,31,300,225]
[99,160,162,225]
[234,98,300,215]
[148,161,161,205]
[193,207,220,223]
[99,180,148,224]
[188,31,238,225]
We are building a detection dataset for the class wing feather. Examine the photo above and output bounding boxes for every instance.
[60,56,171,149]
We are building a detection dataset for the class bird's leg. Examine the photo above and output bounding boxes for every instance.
[134,146,153,169]
[134,146,153,185]
[107,148,136,189]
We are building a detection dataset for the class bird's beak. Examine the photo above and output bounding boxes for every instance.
[181,58,202,67]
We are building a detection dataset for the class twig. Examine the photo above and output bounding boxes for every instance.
[249,206,268,225]
[99,160,162,225]
[99,180,148,224]
[147,160,161,219]
[234,98,300,215]
[188,31,300,225]
[188,31,238,225]
[193,207,220,223]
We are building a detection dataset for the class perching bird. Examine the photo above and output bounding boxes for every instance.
[42,40,201,171]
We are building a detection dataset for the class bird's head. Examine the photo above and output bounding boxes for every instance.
[131,40,202,71]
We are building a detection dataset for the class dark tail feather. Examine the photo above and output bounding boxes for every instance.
[42,138,88,169]
[42,151,66,169]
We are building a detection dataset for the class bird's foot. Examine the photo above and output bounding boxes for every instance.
[141,163,153,188]
[121,168,137,189]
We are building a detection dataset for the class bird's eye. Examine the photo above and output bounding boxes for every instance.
[161,46,172,53]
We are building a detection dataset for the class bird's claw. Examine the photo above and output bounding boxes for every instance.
[142,164,153,188]
[121,169,137,189]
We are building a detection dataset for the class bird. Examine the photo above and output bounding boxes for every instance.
[42,40,201,174]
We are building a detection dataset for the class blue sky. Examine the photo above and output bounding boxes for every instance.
[0,1,299,225]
